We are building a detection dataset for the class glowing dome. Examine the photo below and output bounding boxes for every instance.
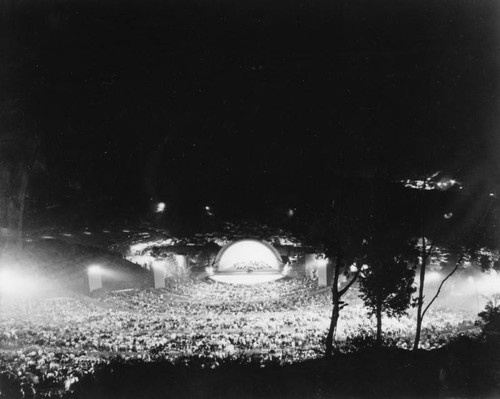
[211,239,284,284]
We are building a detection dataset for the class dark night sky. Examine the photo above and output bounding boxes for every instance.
[1,0,499,224]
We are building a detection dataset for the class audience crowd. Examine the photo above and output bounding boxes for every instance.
[0,277,479,398]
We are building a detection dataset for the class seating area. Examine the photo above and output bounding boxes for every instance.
[0,276,479,398]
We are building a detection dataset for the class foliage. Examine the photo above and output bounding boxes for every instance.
[359,259,416,319]
[475,248,500,273]
[476,294,500,334]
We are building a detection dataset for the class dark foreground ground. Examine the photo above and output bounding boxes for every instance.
[4,336,496,399]
[73,340,500,399]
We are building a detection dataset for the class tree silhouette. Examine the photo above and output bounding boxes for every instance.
[301,181,370,357]
[400,173,497,354]
[359,257,416,345]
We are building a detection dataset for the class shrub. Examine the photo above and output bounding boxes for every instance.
[476,294,500,337]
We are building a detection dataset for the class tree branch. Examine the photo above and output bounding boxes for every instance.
[425,242,435,260]
[421,253,465,320]
[339,268,361,297]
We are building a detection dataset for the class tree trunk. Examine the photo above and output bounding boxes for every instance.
[413,237,427,353]
[376,301,382,346]
[325,301,340,356]
[325,255,342,357]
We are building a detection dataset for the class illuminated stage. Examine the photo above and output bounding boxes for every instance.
[209,273,285,285]
[209,239,287,284]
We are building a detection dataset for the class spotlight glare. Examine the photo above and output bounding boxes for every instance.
[0,269,38,297]
[315,257,329,267]
[425,271,441,283]
[152,261,165,271]
[156,202,166,213]
[88,265,101,275]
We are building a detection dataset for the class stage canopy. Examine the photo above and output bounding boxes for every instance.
[210,239,284,284]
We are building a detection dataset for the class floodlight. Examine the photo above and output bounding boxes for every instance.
[477,271,500,294]
[152,261,166,289]
[156,202,166,213]
[0,269,38,297]
[425,271,441,283]
[88,265,101,275]
[152,261,165,271]
[315,257,329,267]
[87,265,102,292]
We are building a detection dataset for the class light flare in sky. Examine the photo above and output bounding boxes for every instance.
[156,202,166,213]
[399,172,462,191]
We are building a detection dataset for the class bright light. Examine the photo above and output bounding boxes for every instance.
[287,208,294,217]
[209,274,284,285]
[88,265,101,275]
[156,202,166,213]
[361,264,369,270]
[350,264,358,273]
[436,178,461,191]
[218,240,280,271]
[152,261,165,271]
[0,269,38,297]
[315,256,329,267]
[476,271,500,294]
[444,212,453,219]
[400,173,462,191]
[425,271,441,283]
